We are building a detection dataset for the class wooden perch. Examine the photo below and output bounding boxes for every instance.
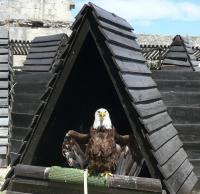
[13,165,164,194]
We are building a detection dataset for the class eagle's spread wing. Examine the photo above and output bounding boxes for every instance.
[62,128,143,176]
[114,128,143,176]
[62,130,89,169]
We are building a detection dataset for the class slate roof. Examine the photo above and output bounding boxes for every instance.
[9,33,68,165]
[162,35,199,71]
[4,3,197,194]
[0,28,10,167]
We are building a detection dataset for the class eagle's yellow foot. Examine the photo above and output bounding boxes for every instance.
[100,172,113,178]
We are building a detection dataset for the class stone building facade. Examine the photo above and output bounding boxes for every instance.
[0,0,75,40]
[0,0,75,66]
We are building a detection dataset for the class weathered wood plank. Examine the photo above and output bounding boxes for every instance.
[164,159,193,193]
[0,108,8,116]
[12,101,40,115]
[160,91,200,107]
[0,117,8,126]
[31,41,61,47]
[0,145,7,154]
[0,81,8,88]
[15,165,48,179]
[140,112,172,133]
[29,46,59,53]
[134,100,166,118]
[0,39,8,45]
[10,139,24,153]
[0,48,8,54]
[11,127,31,140]
[13,93,42,102]
[162,59,191,67]
[185,147,199,160]
[152,136,183,165]
[14,82,47,94]
[23,65,51,72]
[98,20,136,40]
[175,124,200,142]
[0,98,8,106]
[90,3,133,30]
[170,46,185,52]
[14,71,52,83]
[0,128,8,137]
[0,90,8,97]
[100,27,140,51]
[107,42,145,62]
[0,72,8,79]
[0,137,8,145]
[31,34,64,43]
[168,106,200,124]
[121,74,156,88]
[26,52,56,59]
[152,71,200,80]
[128,88,161,103]
[156,80,200,92]
[11,113,33,128]
[113,57,151,74]
[158,148,187,178]
[0,64,8,71]
[6,191,32,194]
[24,58,54,66]
[109,175,162,192]
[176,172,198,194]
[166,52,188,59]
[146,123,177,150]
[0,55,8,62]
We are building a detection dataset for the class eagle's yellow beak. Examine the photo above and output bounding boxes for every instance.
[99,111,106,120]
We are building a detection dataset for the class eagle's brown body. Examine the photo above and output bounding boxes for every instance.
[62,108,142,176]
[87,126,119,173]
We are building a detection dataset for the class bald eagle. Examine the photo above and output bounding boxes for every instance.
[62,108,143,176]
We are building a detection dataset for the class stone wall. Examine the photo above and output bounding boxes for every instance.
[0,0,74,41]
[9,27,71,41]
[137,34,200,47]
[0,0,74,22]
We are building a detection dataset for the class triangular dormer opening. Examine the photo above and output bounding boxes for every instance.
[32,32,133,167]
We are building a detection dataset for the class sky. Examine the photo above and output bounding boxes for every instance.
[72,0,200,36]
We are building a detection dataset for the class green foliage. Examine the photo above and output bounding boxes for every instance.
[146,60,161,70]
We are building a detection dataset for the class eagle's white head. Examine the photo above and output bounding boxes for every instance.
[93,108,112,129]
